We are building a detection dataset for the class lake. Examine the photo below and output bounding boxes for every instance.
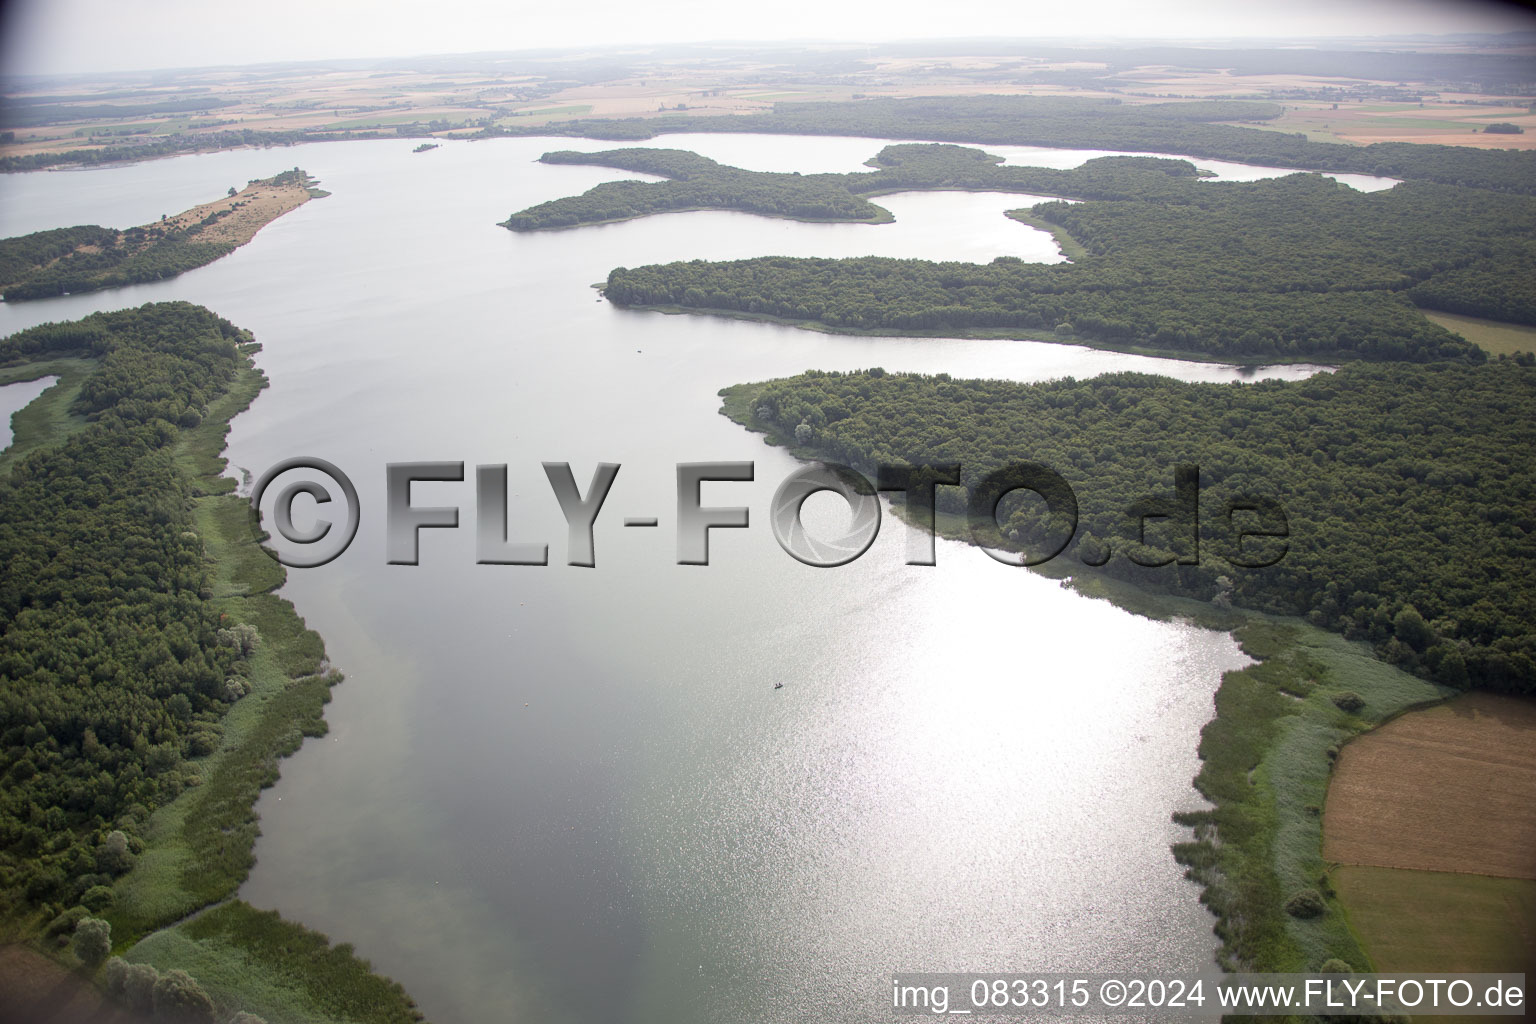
[0,374,58,451]
[0,134,1340,1024]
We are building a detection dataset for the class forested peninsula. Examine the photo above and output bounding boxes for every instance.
[725,364,1534,695]
[722,360,1534,971]
[0,303,423,1023]
[0,169,324,302]
[549,141,1536,362]
[503,148,894,228]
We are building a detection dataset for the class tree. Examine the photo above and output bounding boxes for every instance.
[217,623,261,658]
[1438,648,1470,687]
[123,962,160,1012]
[81,884,116,912]
[1284,888,1327,919]
[98,830,134,875]
[72,916,111,968]
[1393,605,1433,651]
[152,969,217,1023]
[44,905,89,942]
[103,956,131,996]
[1332,692,1366,713]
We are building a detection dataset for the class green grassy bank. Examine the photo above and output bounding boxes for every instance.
[112,348,425,1023]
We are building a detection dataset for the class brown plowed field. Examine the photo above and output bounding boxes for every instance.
[1324,691,1536,879]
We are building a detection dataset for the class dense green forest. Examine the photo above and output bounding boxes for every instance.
[0,225,122,287]
[482,96,1536,195]
[0,170,314,301]
[0,304,251,907]
[591,142,1536,360]
[1405,239,1536,324]
[1,231,236,301]
[726,362,1536,693]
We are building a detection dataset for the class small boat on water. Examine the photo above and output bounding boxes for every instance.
[773,682,784,690]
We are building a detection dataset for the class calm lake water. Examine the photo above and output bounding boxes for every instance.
[0,134,1342,1024]
[0,374,58,451]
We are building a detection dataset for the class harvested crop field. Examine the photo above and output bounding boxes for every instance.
[1323,692,1536,879]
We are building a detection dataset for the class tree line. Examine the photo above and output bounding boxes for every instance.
[0,129,395,173]
[478,95,1536,195]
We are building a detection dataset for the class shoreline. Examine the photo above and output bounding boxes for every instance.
[1003,207,1089,260]
[717,378,1452,972]
[506,180,1147,235]
[502,202,895,231]
[159,174,321,248]
[0,357,96,476]
[621,299,1337,367]
[115,343,426,1021]
[0,327,424,1022]
[3,107,1522,186]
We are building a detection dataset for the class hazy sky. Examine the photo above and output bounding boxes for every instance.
[3,0,1534,77]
